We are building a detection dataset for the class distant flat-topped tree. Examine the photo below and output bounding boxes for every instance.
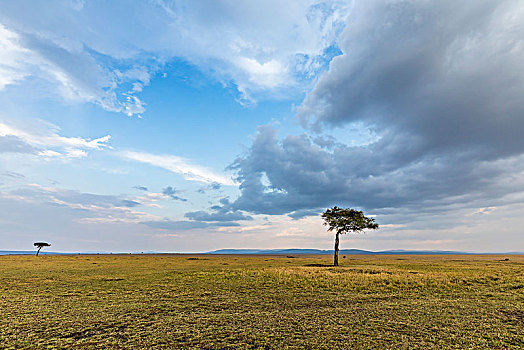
[322,207,378,266]
[34,242,51,256]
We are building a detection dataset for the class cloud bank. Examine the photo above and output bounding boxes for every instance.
[0,0,350,113]
[227,1,524,222]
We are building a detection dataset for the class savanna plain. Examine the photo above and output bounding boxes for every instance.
[1,254,523,349]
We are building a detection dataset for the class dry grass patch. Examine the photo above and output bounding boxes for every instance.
[0,254,523,349]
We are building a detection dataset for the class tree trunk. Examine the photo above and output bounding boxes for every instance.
[334,231,339,266]
[36,247,41,256]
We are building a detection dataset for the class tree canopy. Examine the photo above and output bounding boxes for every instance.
[34,242,51,256]
[322,207,378,266]
[321,207,378,234]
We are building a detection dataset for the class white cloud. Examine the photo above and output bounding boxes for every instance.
[133,192,173,208]
[470,207,497,216]
[0,1,350,111]
[217,224,270,233]
[0,184,174,252]
[0,22,146,116]
[0,119,110,158]
[165,0,350,99]
[121,150,235,185]
[38,150,62,158]
[0,23,33,89]
[3,183,163,225]
[235,57,287,89]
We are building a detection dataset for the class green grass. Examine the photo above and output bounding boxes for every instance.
[1,254,523,349]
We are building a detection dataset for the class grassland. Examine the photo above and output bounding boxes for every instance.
[0,254,523,349]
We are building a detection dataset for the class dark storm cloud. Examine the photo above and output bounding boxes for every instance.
[162,186,188,202]
[0,135,38,154]
[301,0,524,157]
[227,1,524,217]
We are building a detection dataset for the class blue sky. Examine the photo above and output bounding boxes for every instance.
[1,0,523,253]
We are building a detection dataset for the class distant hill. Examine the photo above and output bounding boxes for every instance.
[208,248,373,255]
[207,248,524,255]
[1,249,522,255]
[0,250,70,255]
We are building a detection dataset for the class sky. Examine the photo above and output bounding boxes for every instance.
[1,0,523,253]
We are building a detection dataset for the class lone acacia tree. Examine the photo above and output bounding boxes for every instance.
[322,207,378,266]
[34,242,51,256]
